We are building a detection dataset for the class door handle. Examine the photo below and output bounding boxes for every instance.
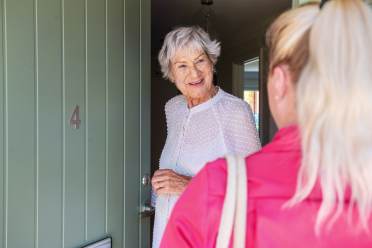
[140,204,155,218]
[142,174,151,186]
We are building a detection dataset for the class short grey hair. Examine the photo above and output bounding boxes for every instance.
[158,26,221,80]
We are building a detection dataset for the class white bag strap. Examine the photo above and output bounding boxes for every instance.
[216,155,238,248]
[216,155,247,248]
[234,156,247,248]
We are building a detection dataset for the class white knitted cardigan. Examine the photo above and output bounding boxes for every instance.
[152,88,261,248]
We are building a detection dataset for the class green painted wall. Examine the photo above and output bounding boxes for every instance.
[0,0,150,247]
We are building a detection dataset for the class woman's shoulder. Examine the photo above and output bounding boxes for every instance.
[216,89,252,113]
[199,157,229,196]
[164,94,186,114]
[205,157,228,174]
[191,157,227,185]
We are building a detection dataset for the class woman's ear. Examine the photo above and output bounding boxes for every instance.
[270,64,291,101]
[268,64,296,128]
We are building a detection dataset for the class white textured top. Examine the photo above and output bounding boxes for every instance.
[152,88,261,248]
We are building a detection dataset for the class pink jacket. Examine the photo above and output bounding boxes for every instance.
[160,125,372,247]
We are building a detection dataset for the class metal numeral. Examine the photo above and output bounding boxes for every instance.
[70,105,81,129]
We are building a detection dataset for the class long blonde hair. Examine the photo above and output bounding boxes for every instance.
[266,3,319,83]
[267,0,372,233]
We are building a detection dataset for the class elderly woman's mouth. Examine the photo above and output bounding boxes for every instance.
[188,79,204,86]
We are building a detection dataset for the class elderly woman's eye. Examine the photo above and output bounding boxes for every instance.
[178,65,187,69]
[196,59,205,64]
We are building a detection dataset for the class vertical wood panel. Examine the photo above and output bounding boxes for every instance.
[61,0,66,246]
[104,0,108,234]
[86,0,106,241]
[2,1,7,247]
[6,0,36,247]
[124,0,140,246]
[84,0,88,240]
[34,1,39,246]
[37,0,63,247]
[107,0,124,247]
[64,0,86,246]
[140,0,151,246]
[0,0,4,247]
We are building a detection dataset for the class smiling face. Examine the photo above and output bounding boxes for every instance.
[169,47,215,104]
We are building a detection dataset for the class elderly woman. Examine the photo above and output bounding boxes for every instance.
[161,1,372,247]
[151,26,261,248]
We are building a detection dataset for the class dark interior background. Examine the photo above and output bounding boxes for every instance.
[151,0,291,176]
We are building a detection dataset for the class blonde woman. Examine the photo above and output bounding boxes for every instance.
[161,0,372,247]
[151,26,261,248]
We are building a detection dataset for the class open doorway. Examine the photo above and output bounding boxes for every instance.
[150,0,292,245]
[243,58,260,132]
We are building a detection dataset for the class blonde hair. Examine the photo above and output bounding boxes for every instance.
[266,2,319,83]
[267,0,372,233]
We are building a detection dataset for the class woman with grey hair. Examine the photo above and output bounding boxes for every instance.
[151,26,261,248]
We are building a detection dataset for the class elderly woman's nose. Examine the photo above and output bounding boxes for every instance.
[189,64,201,77]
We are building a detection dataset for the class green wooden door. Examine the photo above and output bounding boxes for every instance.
[0,0,151,247]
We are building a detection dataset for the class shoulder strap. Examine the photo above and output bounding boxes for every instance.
[216,155,238,248]
[216,155,247,248]
[234,156,247,248]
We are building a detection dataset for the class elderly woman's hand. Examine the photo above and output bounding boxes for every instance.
[151,169,191,196]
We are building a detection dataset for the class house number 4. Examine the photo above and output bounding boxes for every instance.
[70,105,81,129]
